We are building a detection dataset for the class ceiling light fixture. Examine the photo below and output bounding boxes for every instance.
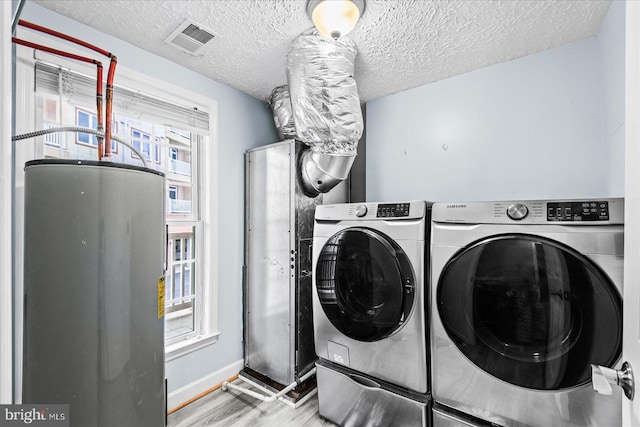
[307,0,365,39]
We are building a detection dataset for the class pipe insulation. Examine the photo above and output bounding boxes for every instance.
[286,29,363,195]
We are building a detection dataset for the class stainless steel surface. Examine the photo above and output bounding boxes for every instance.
[430,198,624,427]
[315,361,429,427]
[432,406,486,427]
[299,150,356,195]
[244,140,348,386]
[23,160,165,427]
[312,200,429,393]
[592,361,635,400]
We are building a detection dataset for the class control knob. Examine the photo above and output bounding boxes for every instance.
[507,203,528,221]
[355,205,368,217]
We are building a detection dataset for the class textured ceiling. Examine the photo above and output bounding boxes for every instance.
[31,0,612,103]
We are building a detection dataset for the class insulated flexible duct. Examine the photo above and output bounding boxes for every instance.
[286,29,363,195]
[269,85,297,140]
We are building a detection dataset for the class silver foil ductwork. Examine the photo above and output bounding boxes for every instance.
[284,29,363,196]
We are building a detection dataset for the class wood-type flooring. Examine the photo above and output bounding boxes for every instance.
[167,379,336,427]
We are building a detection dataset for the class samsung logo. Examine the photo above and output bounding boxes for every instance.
[446,204,467,209]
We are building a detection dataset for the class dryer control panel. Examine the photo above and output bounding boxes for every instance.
[547,201,609,222]
[431,198,623,225]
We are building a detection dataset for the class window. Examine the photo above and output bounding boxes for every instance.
[16,41,219,362]
[75,107,98,147]
[168,186,178,200]
[154,137,162,164]
[43,98,60,147]
[131,128,152,160]
[165,226,197,340]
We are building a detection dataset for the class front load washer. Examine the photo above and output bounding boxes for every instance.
[312,201,431,393]
[430,199,624,426]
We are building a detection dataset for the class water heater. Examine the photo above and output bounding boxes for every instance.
[22,160,166,427]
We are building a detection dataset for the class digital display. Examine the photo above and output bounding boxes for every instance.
[377,203,410,218]
[547,201,609,221]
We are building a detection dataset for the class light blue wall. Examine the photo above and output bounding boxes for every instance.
[366,5,623,203]
[597,1,625,196]
[19,3,278,394]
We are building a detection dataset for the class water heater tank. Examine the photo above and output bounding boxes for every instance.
[22,160,166,427]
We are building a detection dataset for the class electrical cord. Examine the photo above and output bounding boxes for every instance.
[12,126,149,168]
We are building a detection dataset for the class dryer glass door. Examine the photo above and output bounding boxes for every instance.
[316,227,415,342]
[437,234,622,390]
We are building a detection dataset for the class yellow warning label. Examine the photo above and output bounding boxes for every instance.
[158,275,166,319]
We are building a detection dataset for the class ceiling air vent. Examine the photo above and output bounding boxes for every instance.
[165,19,217,56]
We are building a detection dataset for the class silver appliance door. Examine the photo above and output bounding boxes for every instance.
[436,233,622,390]
[315,227,415,342]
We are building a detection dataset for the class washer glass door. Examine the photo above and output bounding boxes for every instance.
[316,227,415,342]
[437,234,622,390]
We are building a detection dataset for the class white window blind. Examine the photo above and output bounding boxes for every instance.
[34,61,210,134]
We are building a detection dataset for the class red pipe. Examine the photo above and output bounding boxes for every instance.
[13,37,105,159]
[18,20,111,57]
[96,64,104,159]
[18,20,117,160]
[12,38,100,65]
[104,57,117,158]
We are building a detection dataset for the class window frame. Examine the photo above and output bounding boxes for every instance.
[14,30,220,371]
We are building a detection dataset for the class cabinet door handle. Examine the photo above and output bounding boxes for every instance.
[348,373,381,390]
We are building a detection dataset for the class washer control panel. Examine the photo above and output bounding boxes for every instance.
[377,203,411,218]
[547,201,609,222]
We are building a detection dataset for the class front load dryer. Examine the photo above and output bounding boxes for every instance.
[312,200,431,393]
[430,199,624,426]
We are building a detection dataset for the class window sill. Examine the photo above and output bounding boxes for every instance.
[165,331,220,362]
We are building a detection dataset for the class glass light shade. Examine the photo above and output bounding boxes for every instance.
[309,0,363,38]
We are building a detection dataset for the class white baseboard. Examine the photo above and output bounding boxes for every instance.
[168,359,244,410]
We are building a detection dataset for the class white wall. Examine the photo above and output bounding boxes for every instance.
[18,3,278,396]
[366,5,624,203]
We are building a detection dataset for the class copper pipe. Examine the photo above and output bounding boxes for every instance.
[18,20,117,160]
[96,64,104,159]
[12,38,100,65]
[18,20,111,57]
[13,37,106,160]
[104,57,118,159]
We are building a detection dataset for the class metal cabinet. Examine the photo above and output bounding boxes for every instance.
[244,140,348,386]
